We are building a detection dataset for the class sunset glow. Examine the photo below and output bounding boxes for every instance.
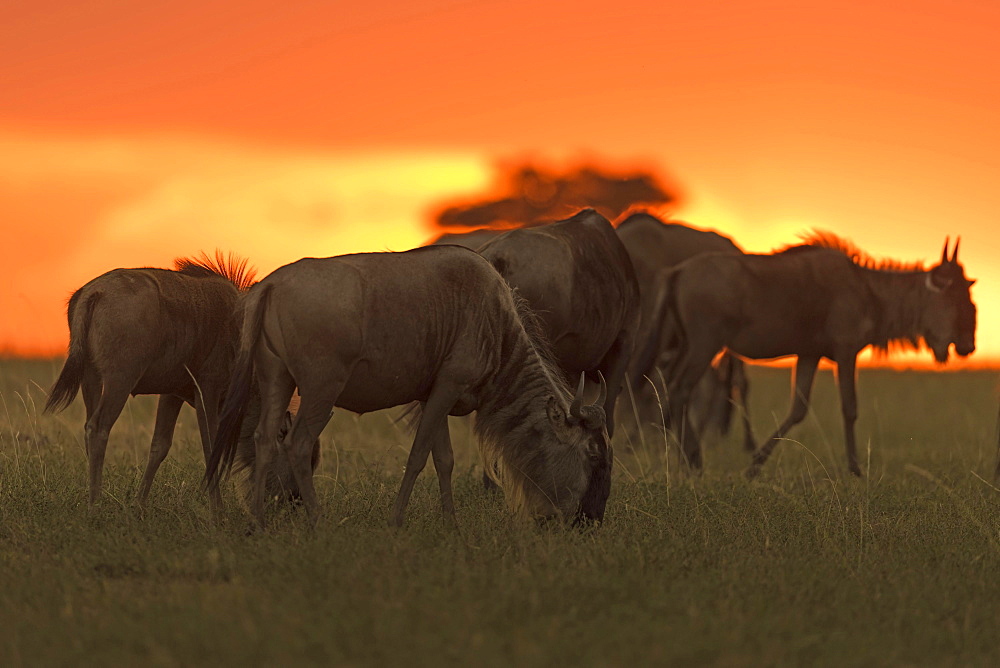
[2,1,998,367]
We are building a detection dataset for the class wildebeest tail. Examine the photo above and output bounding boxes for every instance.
[45,290,99,414]
[204,283,273,489]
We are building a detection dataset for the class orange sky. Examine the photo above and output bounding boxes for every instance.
[2,0,998,367]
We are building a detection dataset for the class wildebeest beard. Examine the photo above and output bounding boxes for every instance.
[575,405,613,526]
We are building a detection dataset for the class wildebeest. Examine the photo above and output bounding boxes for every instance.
[615,212,754,448]
[663,233,977,476]
[44,252,257,508]
[204,246,613,528]
[477,209,640,437]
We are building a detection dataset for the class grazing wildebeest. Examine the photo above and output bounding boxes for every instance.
[477,209,640,437]
[615,212,754,448]
[663,233,977,476]
[204,246,613,528]
[44,252,257,508]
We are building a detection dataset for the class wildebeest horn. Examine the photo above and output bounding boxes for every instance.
[940,237,950,265]
[570,372,586,420]
[950,237,960,263]
[595,371,607,408]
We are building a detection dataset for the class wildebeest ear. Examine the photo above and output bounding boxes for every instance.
[546,396,568,426]
[967,278,976,287]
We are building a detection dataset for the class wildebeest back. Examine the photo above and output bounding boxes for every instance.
[252,247,538,415]
[478,208,639,375]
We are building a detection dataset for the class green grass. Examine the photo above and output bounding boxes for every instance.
[2,358,999,666]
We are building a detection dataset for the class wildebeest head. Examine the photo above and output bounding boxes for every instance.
[923,238,977,362]
[262,411,322,503]
[236,398,321,507]
[536,373,613,525]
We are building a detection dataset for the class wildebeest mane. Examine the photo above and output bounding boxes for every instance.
[398,285,564,434]
[867,278,927,357]
[779,230,930,356]
[781,229,925,272]
[473,287,579,518]
[174,250,258,291]
[508,288,564,383]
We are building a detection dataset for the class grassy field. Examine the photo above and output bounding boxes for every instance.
[2,357,999,666]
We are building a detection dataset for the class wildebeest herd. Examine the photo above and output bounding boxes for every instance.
[43,210,979,528]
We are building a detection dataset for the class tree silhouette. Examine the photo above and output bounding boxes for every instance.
[432,161,681,228]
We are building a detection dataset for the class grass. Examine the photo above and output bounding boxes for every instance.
[2,357,999,666]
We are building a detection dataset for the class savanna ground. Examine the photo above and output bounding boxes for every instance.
[2,357,999,667]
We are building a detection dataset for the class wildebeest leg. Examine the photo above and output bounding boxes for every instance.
[390,381,462,528]
[136,393,183,507]
[429,421,457,527]
[731,358,757,452]
[692,362,729,437]
[597,329,635,438]
[747,355,819,478]
[250,356,296,528]
[84,374,136,505]
[283,386,340,526]
[80,365,101,421]
[192,384,224,513]
[633,367,669,435]
[835,355,862,477]
[79,367,102,495]
[667,348,719,470]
